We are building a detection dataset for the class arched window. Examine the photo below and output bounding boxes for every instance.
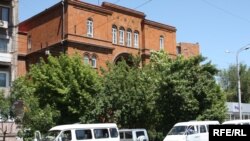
[112,25,117,44]
[83,54,89,64]
[160,35,164,50]
[87,18,93,37]
[126,29,132,47]
[134,31,139,48]
[91,55,97,68]
[119,27,125,45]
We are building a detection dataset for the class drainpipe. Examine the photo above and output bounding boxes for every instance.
[61,0,65,52]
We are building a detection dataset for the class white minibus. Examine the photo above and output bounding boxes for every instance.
[163,120,219,141]
[40,123,119,141]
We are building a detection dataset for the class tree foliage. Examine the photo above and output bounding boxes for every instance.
[218,64,250,103]
[95,58,159,130]
[149,51,226,133]
[10,52,226,141]
[0,91,10,120]
[11,53,102,134]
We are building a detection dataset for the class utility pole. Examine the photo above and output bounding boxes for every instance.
[236,44,250,120]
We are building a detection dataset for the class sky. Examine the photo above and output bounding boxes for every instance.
[19,0,250,70]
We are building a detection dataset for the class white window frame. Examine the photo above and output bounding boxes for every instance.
[160,36,164,50]
[27,35,32,51]
[0,71,9,87]
[91,56,97,68]
[84,55,89,64]
[126,30,132,47]
[112,26,117,44]
[119,28,125,45]
[134,32,139,48]
[87,19,93,37]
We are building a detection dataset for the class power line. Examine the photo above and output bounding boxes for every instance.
[134,0,152,9]
[200,0,250,23]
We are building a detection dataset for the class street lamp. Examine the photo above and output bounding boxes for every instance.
[236,44,250,120]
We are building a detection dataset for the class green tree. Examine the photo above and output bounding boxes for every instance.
[11,53,102,134]
[0,91,12,141]
[149,51,226,134]
[96,57,159,130]
[218,64,250,103]
[11,77,58,136]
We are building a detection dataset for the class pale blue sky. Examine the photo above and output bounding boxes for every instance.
[19,0,250,70]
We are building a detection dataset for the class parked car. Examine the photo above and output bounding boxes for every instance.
[119,128,149,141]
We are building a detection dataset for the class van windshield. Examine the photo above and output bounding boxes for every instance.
[167,126,188,135]
[43,130,61,141]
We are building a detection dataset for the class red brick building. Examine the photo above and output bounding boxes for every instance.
[18,0,199,76]
[177,42,200,59]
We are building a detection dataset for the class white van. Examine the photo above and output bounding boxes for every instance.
[119,129,149,141]
[222,119,250,125]
[40,123,119,141]
[163,120,220,141]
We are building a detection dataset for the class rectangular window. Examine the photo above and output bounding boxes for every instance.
[199,125,207,133]
[0,6,9,22]
[0,38,8,52]
[87,20,93,37]
[125,131,132,139]
[0,71,8,87]
[91,56,96,68]
[94,129,109,139]
[27,35,32,51]
[61,130,72,141]
[177,46,181,55]
[109,128,118,138]
[136,131,145,138]
[134,33,139,48]
[119,132,124,139]
[84,55,89,64]
[160,36,164,50]
[127,31,132,47]
[112,28,117,44]
[119,30,124,45]
[75,129,92,140]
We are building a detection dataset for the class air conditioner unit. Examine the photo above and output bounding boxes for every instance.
[45,50,50,55]
[0,20,8,29]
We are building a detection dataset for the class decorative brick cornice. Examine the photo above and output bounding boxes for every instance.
[68,0,113,15]
[144,19,177,32]
[102,2,146,18]
[66,39,115,50]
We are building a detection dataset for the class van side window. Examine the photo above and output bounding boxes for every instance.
[110,128,118,137]
[125,131,132,139]
[94,129,109,138]
[75,129,92,140]
[199,125,206,133]
[62,130,72,141]
[136,131,145,138]
[119,132,124,139]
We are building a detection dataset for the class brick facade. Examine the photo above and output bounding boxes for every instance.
[176,42,200,59]
[18,0,199,76]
